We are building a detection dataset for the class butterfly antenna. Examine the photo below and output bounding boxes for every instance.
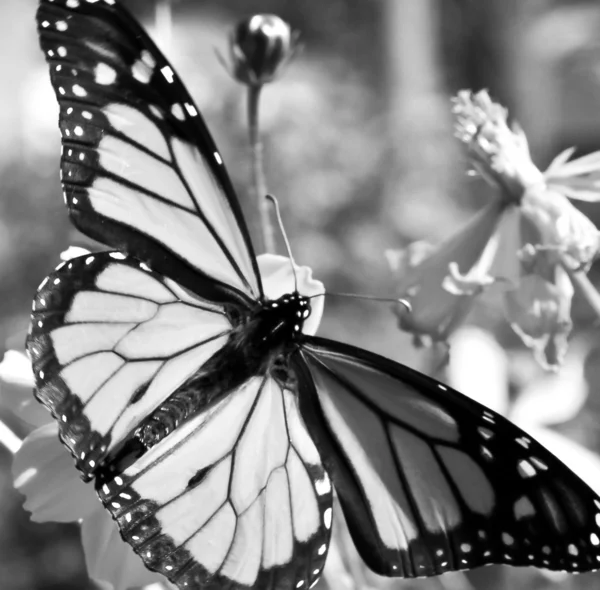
[266,194,298,292]
[309,291,412,312]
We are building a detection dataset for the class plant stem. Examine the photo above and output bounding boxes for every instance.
[155,0,173,51]
[247,85,276,253]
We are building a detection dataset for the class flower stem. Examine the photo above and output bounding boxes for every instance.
[247,85,276,253]
[155,0,173,51]
[561,258,600,322]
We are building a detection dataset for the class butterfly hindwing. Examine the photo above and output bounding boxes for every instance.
[96,375,333,590]
[28,251,233,480]
[37,0,262,300]
[295,336,600,576]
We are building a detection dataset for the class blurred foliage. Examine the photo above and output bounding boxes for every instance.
[2,0,600,589]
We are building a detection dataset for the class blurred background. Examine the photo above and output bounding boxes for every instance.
[1,0,600,588]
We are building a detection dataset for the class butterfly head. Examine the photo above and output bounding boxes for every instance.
[260,291,312,343]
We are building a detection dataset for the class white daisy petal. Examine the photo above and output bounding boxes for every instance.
[12,423,97,522]
[82,507,166,590]
[0,350,50,427]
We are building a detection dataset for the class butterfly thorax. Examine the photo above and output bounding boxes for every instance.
[246,291,312,351]
[219,290,312,377]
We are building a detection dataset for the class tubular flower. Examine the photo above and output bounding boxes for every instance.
[388,90,600,368]
[224,14,299,87]
[386,199,506,346]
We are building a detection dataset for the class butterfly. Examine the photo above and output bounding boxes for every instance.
[29,0,600,589]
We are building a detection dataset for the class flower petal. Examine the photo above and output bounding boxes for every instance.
[544,146,576,177]
[386,200,506,342]
[12,423,98,522]
[258,253,324,335]
[82,507,166,590]
[544,149,600,180]
[521,185,600,269]
[504,269,573,370]
[0,350,51,427]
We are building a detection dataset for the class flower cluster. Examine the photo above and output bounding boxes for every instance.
[387,90,600,369]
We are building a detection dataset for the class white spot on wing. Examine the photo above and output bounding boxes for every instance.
[72,84,87,97]
[149,105,163,119]
[323,507,332,529]
[314,477,331,496]
[161,65,174,83]
[184,103,198,117]
[214,152,223,165]
[478,427,493,440]
[517,459,536,479]
[132,57,153,84]
[58,46,67,57]
[171,103,185,121]
[56,20,68,31]
[95,63,117,85]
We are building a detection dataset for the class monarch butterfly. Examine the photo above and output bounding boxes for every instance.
[30,0,600,588]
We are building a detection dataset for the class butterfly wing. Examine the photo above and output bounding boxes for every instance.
[96,374,332,590]
[295,336,600,576]
[37,0,262,300]
[28,251,234,480]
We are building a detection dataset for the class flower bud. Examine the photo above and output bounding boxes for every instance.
[229,14,297,87]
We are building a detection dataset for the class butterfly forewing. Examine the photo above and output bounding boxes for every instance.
[296,337,600,576]
[96,375,332,590]
[28,252,232,479]
[37,0,262,300]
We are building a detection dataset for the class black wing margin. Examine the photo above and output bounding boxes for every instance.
[295,336,600,577]
[37,0,262,302]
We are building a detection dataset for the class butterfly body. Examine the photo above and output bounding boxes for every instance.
[96,287,312,478]
[31,0,600,588]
